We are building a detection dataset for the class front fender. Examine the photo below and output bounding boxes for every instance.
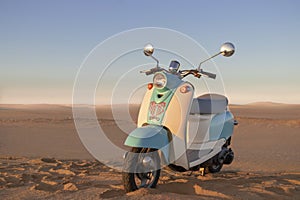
[124,125,170,163]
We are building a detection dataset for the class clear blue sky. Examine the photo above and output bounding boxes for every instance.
[1,0,299,104]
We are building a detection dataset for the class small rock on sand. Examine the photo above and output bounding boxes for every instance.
[63,182,78,191]
[27,159,43,165]
[49,169,75,176]
[41,180,58,186]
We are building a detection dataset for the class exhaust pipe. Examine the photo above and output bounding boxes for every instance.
[218,147,234,165]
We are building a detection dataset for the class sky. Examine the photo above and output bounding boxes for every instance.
[0,0,300,104]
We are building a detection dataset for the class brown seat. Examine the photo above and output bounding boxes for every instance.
[190,93,228,114]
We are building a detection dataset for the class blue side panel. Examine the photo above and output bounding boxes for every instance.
[209,111,234,141]
[124,125,170,162]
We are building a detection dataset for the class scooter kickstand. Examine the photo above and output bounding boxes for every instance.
[199,167,205,176]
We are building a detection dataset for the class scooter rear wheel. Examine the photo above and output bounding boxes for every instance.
[207,152,224,173]
[122,148,160,192]
[207,162,223,173]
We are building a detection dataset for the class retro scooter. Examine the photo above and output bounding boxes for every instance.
[122,42,237,192]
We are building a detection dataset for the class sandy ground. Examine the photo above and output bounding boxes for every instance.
[0,103,299,199]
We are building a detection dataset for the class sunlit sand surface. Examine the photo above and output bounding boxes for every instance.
[0,103,299,199]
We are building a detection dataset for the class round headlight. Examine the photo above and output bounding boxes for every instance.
[153,73,167,89]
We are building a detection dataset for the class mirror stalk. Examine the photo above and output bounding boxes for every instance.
[150,55,160,68]
[197,52,222,71]
[197,42,235,71]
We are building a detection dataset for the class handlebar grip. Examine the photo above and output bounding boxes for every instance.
[143,67,162,75]
[145,70,153,75]
[200,70,216,79]
[140,68,154,75]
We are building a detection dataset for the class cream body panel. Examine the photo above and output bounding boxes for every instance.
[186,114,216,148]
[162,82,194,169]
[137,88,153,127]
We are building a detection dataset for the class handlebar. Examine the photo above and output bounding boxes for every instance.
[141,67,216,79]
[140,67,168,75]
[198,69,216,79]
[179,69,216,79]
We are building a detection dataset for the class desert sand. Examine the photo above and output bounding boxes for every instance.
[0,103,299,199]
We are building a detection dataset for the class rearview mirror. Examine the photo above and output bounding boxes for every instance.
[220,42,235,57]
[197,42,235,70]
[143,44,154,56]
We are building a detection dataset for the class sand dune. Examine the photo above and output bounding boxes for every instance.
[0,103,299,199]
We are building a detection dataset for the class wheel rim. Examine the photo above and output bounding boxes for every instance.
[135,170,157,188]
[211,164,220,170]
[134,149,158,188]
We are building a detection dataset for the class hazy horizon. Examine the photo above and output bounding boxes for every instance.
[1,101,300,106]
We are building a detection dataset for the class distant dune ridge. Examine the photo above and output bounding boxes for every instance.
[0,102,299,199]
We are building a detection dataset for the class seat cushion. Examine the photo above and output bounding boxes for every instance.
[190,94,228,114]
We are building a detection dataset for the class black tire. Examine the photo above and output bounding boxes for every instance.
[207,153,223,173]
[122,148,160,192]
[207,162,223,173]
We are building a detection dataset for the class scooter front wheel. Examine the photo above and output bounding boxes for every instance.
[122,148,161,192]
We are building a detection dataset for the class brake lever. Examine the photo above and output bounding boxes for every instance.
[194,71,201,78]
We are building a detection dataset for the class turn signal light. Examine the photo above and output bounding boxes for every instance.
[180,85,191,93]
[147,83,153,90]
